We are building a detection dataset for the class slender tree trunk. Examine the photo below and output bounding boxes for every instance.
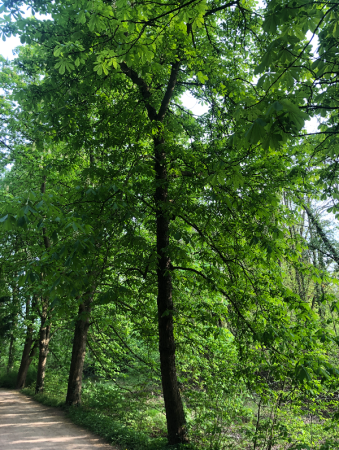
[7,284,18,373]
[7,332,15,373]
[66,294,92,406]
[16,297,37,389]
[35,176,52,394]
[16,334,37,389]
[318,250,326,320]
[154,137,187,445]
[35,302,51,393]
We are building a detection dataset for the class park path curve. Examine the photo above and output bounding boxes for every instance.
[0,388,117,450]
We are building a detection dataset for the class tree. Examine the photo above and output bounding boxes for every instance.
[16,295,38,389]
[2,0,339,446]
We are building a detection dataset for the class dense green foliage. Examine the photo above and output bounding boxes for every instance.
[1,0,339,448]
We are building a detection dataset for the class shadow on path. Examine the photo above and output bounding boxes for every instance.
[0,388,116,450]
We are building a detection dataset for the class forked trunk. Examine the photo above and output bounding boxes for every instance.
[66,294,92,406]
[120,58,185,444]
[35,303,51,394]
[154,138,187,445]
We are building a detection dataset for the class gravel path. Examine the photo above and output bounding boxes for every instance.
[0,389,116,449]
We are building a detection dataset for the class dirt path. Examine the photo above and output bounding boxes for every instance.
[0,389,117,449]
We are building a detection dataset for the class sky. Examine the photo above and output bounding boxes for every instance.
[1,35,21,60]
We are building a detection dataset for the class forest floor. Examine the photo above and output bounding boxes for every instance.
[0,388,118,449]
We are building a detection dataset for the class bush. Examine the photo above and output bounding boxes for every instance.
[0,369,18,388]
[67,407,170,450]
[0,367,37,389]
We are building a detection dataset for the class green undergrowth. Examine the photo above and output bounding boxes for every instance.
[0,367,37,389]
[22,386,171,450]
[13,368,339,450]
[20,374,192,450]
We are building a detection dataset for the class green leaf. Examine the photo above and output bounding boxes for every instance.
[245,118,267,144]
[17,216,28,228]
[334,22,339,38]
[78,10,87,24]
[263,13,280,34]
[53,46,63,57]
[296,364,312,383]
[197,71,208,84]
[88,14,103,32]
[173,231,182,240]
[54,59,75,74]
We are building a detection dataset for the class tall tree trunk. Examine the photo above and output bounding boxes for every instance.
[7,332,15,373]
[35,175,52,394]
[16,334,37,389]
[16,297,37,389]
[120,58,186,444]
[35,301,51,394]
[7,284,18,373]
[66,294,92,406]
[154,137,187,445]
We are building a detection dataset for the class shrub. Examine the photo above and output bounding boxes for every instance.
[0,367,37,389]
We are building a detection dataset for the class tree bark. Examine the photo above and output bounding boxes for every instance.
[154,137,187,445]
[7,283,18,373]
[35,176,52,394]
[16,334,37,389]
[16,297,38,389]
[65,294,92,406]
[35,301,51,394]
[7,332,15,373]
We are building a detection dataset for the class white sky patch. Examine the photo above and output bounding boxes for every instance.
[305,116,319,133]
[304,30,320,133]
[0,8,50,60]
[0,8,27,60]
[0,34,21,60]
[180,91,209,116]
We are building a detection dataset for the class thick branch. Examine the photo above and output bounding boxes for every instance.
[119,62,157,120]
[120,59,181,123]
[157,60,181,121]
[204,1,238,17]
